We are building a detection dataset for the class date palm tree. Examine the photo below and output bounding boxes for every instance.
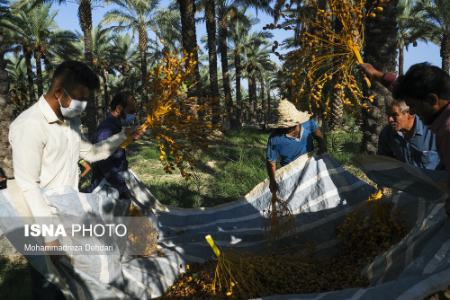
[110,34,137,76]
[217,0,271,119]
[242,31,274,122]
[5,54,29,113]
[361,0,399,154]
[178,0,203,100]
[197,0,221,123]
[410,0,450,73]
[396,0,435,75]
[27,0,100,135]
[109,34,142,95]
[7,4,79,96]
[103,0,160,108]
[4,6,37,104]
[230,14,270,123]
[89,25,115,116]
[0,0,14,177]
[153,8,182,52]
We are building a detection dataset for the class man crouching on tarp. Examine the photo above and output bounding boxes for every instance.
[8,61,145,299]
[266,99,326,193]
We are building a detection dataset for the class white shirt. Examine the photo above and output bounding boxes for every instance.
[9,96,127,223]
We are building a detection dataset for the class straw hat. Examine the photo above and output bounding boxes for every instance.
[268,99,312,128]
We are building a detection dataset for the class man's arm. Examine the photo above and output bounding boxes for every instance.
[266,160,278,193]
[80,127,146,163]
[360,63,397,91]
[79,130,127,163]
[9,121,57,243]
[79,160,91,178]
[266,137,279,193]
[313,128,326,155]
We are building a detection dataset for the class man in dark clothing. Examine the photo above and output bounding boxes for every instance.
[88,91,137,198]
[361,62,450,214]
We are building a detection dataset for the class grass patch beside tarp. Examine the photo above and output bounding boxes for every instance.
[128,129,269,207]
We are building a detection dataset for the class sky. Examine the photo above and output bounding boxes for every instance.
[52,0,442,71]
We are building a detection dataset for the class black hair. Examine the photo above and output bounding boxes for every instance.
[110,91,133,111]
[393,62,450,101]
[51,60,100,93]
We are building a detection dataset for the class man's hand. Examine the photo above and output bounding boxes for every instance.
[269,180,279,194]
[125,127,146,141]
[317,144,327,155]
[79,160,91,178]
[359,63,384,81]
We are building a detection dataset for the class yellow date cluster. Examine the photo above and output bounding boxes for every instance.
[287,0,390,117]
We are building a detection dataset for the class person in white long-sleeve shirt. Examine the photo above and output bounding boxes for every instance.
[9,61,144,246]
[10,61,145,299]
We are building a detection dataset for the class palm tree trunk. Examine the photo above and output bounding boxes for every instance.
[441,34,450,74]
[178,0,202,100]
[78,0,97,136]
[328,18,344,130]
[43,55,52,90]
[138,22,148,111]
[34,50,44,96]
[218,11,233,121]
[398,46,404,75]
[260,77,266,125]
[101,69,109,117]
[0,49,14,178]
[205,0,220,124]
[234,48,242,124]
[361,0,399,154]
[267,84,271,123]
[249,75,257,120]
[24,47,36,105]
[329,88,344,130]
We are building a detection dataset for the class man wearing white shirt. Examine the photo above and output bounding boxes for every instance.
[9,61,143,298]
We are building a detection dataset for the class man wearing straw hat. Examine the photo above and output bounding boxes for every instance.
[266,99,326,193]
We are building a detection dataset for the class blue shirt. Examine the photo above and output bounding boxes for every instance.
[88,114,130,195]
[266,119,319,166]
[378,116,442,170]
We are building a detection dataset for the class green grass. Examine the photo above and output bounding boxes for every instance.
[128,129,270,207]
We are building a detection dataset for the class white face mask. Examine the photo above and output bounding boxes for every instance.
[58,90,88,119]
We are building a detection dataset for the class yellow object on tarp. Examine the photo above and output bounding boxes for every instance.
[205,234,221,258]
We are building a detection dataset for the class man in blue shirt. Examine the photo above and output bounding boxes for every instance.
[378,100,442,170]
[88,91,137,198]
[266,100,326,193]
